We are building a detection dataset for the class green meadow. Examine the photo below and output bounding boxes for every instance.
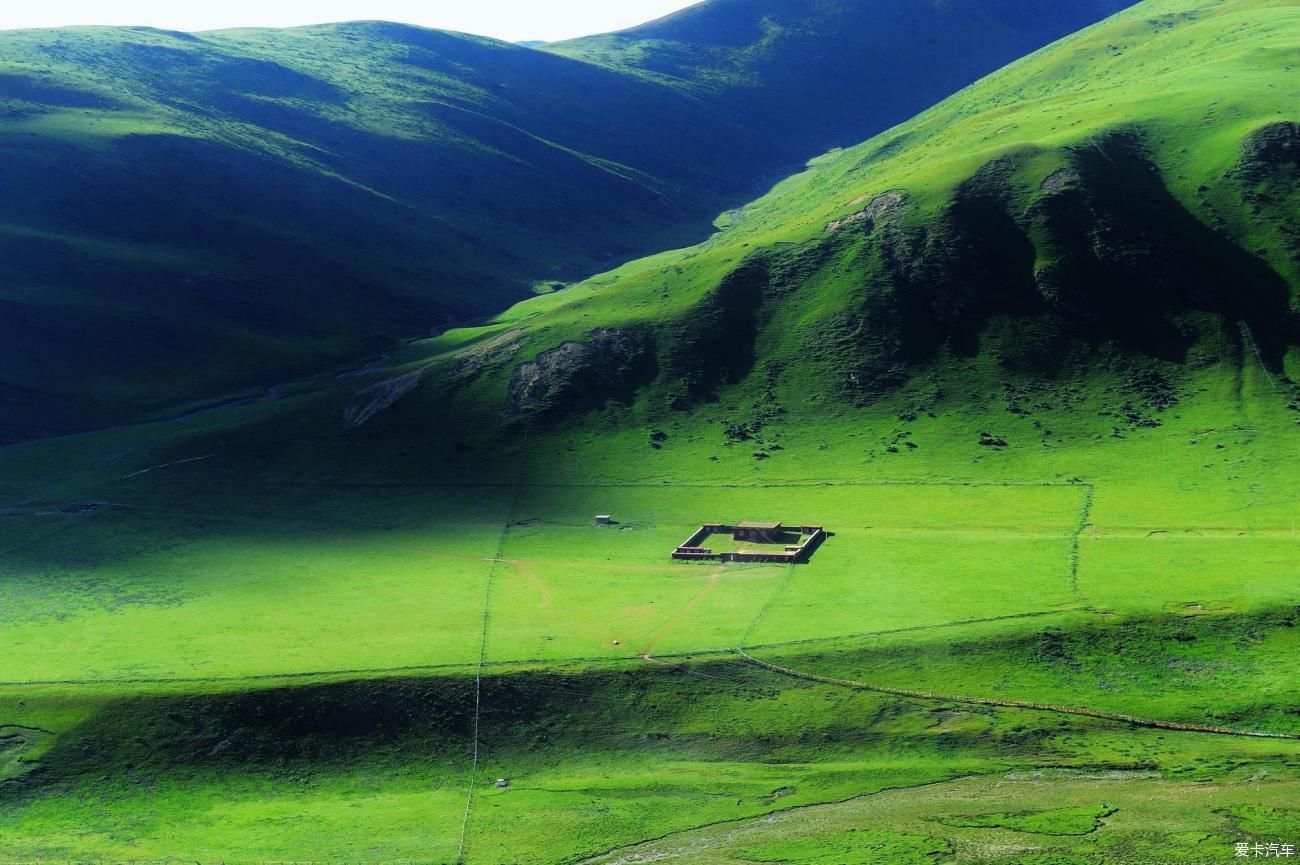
[1,344,1297,862]
[1,480,1081,681]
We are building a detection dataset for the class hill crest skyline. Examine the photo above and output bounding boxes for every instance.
[0,0,704,43]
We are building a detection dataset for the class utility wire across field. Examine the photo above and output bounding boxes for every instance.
[738,561,797,648]
[1067,482,1095,607]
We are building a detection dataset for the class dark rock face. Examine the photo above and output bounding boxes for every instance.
[1231,121,1300,296]
[664,257,770,407]
[1039,168,1081,195]
[1232,121,1300,184]
[1030,133,1293,357]
[506,328,656,419]
[799,130,1297,404]
[342,371,423,429]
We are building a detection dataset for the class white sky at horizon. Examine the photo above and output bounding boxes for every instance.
[0,1,702,43]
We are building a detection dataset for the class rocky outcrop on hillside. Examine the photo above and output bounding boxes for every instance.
[801,132,1297,404]
[343,371,423,428]
[825,189,908,234]
[1232,121,1300,184]
[506,328,656,419]
[663,258,770,408]
[489,125,1298,425]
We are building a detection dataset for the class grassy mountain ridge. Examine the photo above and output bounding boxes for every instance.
[0,0,1138,443]
[6,0,1290,490]
[108,0,1295,499]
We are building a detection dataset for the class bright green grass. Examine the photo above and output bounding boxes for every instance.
[0,347,1294,862]
[487,551,787,661]
[0,352,1292,688]
[745,531,1078,646]
[0,482,1079,679]
[0,486,513,681]
[2,771,470,863]
[488,482,1079,660]
[2,535,492,680]
[1081,535,1300,614]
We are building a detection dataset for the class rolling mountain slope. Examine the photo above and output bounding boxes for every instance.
[1,2,1298,861]
[26,0,1289,485]
[0,0,1138,443]
[14,0,1290,509]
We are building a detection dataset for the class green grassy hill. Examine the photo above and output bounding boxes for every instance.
[0,0,1135,443]
[1,0,1298,862]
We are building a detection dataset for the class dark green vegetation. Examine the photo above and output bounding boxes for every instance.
[1,0,1298,862]
[549,0,1133,155]
[0,0,1135,442]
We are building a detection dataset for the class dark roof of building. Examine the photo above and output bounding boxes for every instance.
[736,521,783,530]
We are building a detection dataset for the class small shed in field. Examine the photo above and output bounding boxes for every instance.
[733,521,783,542]
[594,515,614,525]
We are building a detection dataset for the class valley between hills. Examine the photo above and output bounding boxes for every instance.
[0,0,1298,862]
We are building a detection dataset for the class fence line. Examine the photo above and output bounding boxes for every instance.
[737,649,1300,741]
[456,427,530,864]
[1239,322,1281,394]
[1067,483,1095,605]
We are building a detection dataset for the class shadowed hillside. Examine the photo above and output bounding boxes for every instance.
[23,0,1289,489]
[550,0,1134,155]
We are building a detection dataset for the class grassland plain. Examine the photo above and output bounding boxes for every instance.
[0,344,1296,861]
[1,0,1298,861]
